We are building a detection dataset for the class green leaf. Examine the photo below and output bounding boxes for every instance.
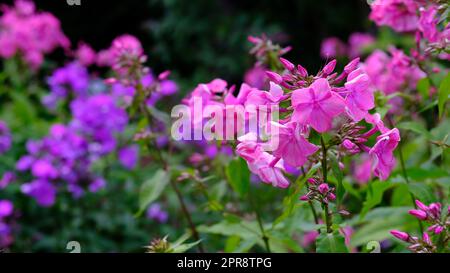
[360,181,396,219]
[417,77,430,100]
[397,121,432,139]
[408,183,437,204]
[330,153,344,205]
[316,233,348,253]
[438,72,450,117]
[273,163,320,227]
[136,169,170,216]
[169,233,202,253]
[225,157,250,197]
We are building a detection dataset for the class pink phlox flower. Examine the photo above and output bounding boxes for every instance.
[271,122,319,167]
[291,78,345,133]
[344,68,374,122]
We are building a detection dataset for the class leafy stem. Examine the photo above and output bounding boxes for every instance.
[321,136,333,233]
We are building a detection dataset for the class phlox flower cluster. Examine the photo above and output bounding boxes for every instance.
[183,55,401,189]
[16,94,132,207]
[0,0,69,68]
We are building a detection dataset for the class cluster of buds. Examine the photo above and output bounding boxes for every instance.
[409,200,449,235]
[248,34,291,68]
[267,57,360,90]
[145,236,170,253]
[390,230,437,253]
[300,178,336,204]
[391,200,449,253]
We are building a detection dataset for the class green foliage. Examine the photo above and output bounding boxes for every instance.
[137,169,170,216]
[316,232,348,253]
[225,157,250,197]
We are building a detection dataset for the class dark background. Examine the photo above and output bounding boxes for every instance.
[19,0,371,89]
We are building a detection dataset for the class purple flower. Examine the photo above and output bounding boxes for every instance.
[0,172,15,189]
[21,179,56,207]
[0,121,12,154]
[118,145,139,170]
[146,203,168,223]
[0,200,13,218]
[44,62,89,109]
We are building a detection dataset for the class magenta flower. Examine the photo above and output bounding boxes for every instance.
[348,32,375,58]
[418,5,440,43]
[0,0,70,68]
[369,0,419,32]
[0,200,13,218]
[352,155,372,184]
[320,37,347,59]
[291,78,345,133]
[271,122,318,167]
[245,82,284,107]
[244,66,267,89]
[75,42,96,66]
[247,152,289,189]
[344,68,374,121]
[236,134,263,164]
[369,128,401,180]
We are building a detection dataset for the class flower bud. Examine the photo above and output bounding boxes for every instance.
[307,178,317,185]
[415,200,429,211]
[428,203,441,218]
[299,194,309,201]
[322,59,336,75]
[279,57,295,71]
[297,64,308,78]
[434,225,444,234]
[265,71,283,84]
[422,232,432,245]
[318,183,329,194]
[344,57,360,74]
[328,193,336,201]
[158,70,171,81]
[390,230,409,242]
[408,209,428,220]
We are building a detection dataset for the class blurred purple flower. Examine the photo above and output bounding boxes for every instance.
[146,203,168,223]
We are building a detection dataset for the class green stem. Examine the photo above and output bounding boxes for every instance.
[138,85,204,252]
[249,187,271,253]
[320,136,333,234]
[397,141,424,234]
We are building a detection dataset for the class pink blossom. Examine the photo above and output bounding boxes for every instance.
[320,37,347,59]
[236,134,263,164]
[245,82,284,107]
[247,152,289,189]
[418,5,440,43]
[110,34,143,59]
[271,122,319,167]
[353,155,372,184]
[0,0,70,68]
[244,66,267,89]
[348,32,375,58]
[369,0,419,32]
[75,42,96,66]
[344,68,374,121]
[369,128,401,180]
[291,78,345,133]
